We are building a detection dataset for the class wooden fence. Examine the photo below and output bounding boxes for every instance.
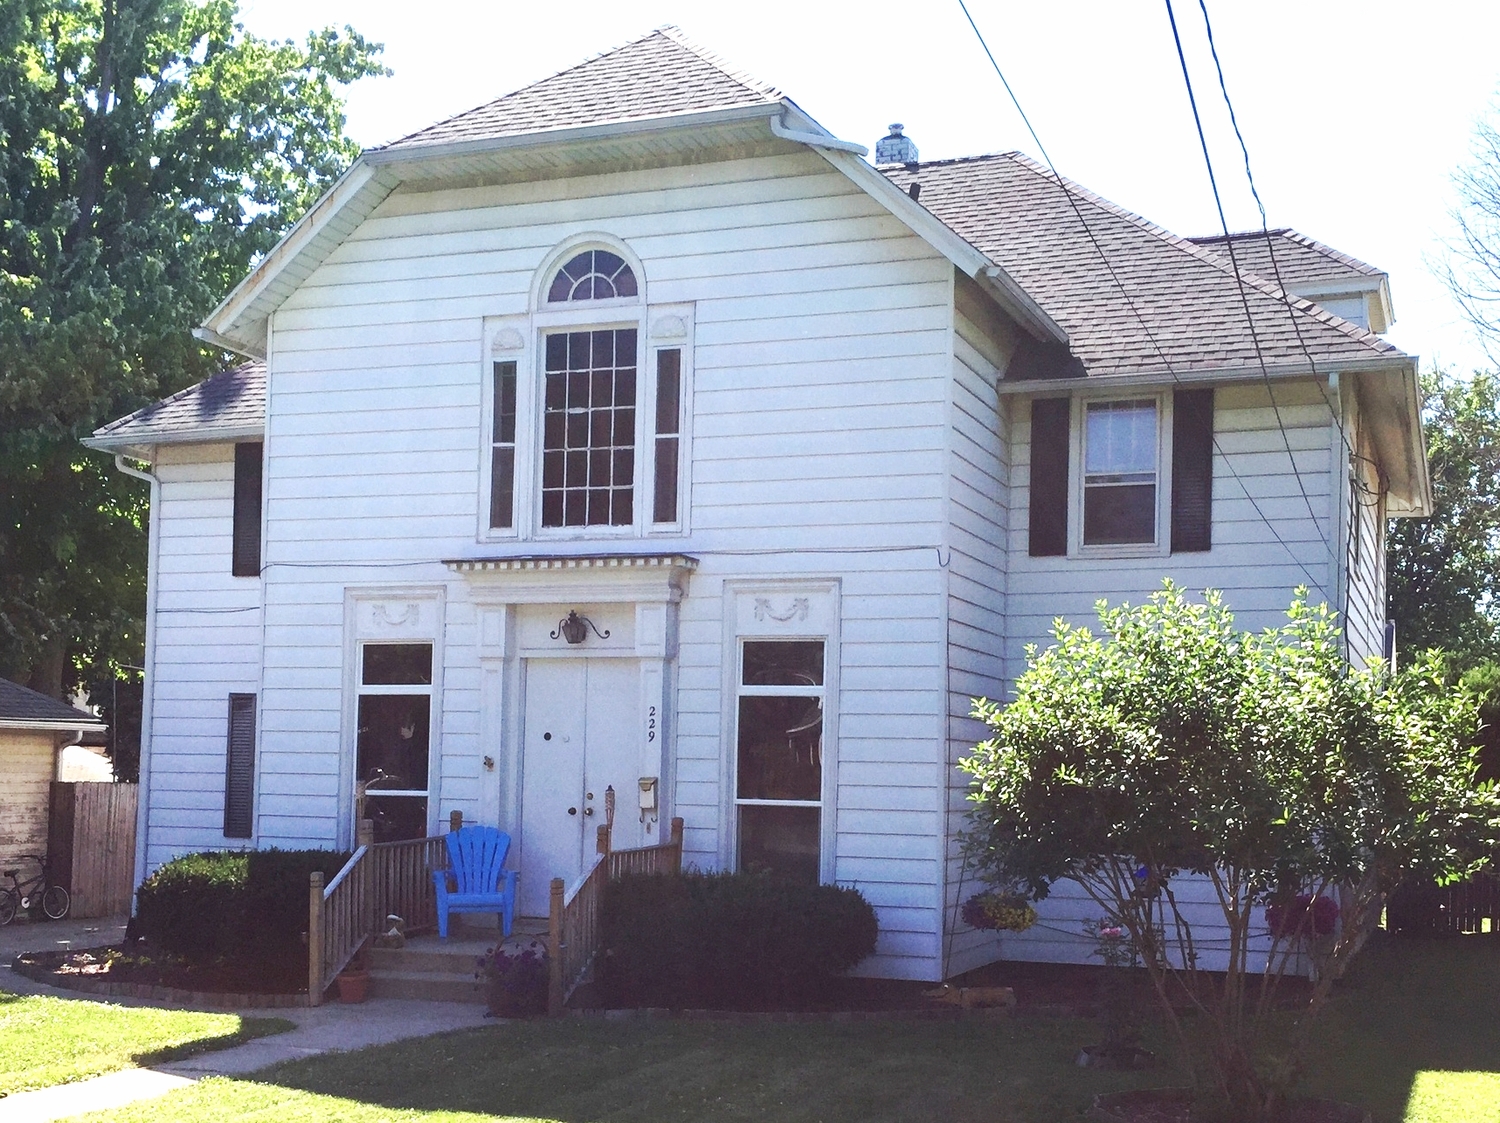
[547,816,684,1015]
[1387,872,1500,936]
[48,782,137,918]
[307,814,454,1004]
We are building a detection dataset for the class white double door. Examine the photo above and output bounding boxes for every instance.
[518,657,640,917]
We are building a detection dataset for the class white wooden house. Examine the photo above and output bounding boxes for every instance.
[87,28,1429,981]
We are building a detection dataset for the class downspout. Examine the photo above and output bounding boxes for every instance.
[767,115,869,155]
[114,453,160,901]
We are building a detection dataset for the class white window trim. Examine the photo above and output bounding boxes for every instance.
[478,303,694,545]
[1069,390,1174,559]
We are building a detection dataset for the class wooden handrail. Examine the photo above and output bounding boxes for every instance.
[307,815,457,1005]
[547,816,684,1015]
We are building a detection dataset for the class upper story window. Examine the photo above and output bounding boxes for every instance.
[1027,388,1214,558]
[481,240,691,541]
[546,250,638,303]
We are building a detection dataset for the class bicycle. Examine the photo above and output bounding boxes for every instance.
[0,855,70,926]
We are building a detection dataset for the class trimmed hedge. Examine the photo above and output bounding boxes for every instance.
[599,871,878,1010]
[134,849,350,977]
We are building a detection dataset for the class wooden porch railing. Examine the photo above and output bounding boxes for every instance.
[547,815,684,1015]
[307,810,459,1005]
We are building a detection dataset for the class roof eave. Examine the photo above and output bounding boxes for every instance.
[993,352,1414,395]
[0,717,107,733]
[84,423,262,457]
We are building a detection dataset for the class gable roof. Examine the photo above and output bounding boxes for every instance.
[880,154,1408,382]
[385,28,782,150]
[86,362,266,455]
[0,678,106,732]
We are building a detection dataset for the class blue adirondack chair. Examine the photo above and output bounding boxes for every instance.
[431,825,518,939]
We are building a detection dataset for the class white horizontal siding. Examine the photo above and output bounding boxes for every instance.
[143,443,262,873]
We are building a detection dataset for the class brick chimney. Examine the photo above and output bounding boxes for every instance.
[874,123,919,166]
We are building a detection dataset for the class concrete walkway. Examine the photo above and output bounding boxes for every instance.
[2,917,490,1122]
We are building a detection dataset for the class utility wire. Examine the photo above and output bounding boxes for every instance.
[954,0,1329,596]
[1195,0,1384,509]
[1162,0,1328,545]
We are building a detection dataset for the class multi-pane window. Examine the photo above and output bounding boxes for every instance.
[653,348,682,524]
[546,250,638,303]
[735,640,824,884]
[356,643,433,843]
[1082,399,1159,545]
[489,361,517,529]
[541,329,637,528]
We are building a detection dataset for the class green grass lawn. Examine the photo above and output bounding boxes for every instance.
[0,990,292,1097]
[68,934,1500,1123]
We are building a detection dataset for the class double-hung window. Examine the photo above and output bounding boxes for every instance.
[483,245,690,539]
[1082,398,1160,546]
[1027,388,1214,557]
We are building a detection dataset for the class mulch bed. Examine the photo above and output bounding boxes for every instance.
[11,943,309,1008]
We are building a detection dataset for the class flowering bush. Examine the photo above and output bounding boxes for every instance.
[1265,893,1339,938]
[961,891,1037,932]
[476,940,548,1016]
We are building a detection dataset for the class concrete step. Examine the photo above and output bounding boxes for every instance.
[367,969,484,1004]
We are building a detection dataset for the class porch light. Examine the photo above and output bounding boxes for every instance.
[551,610,610,645]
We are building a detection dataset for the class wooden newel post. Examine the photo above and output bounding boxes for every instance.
[547,876,565,1016]
[596,823,611,856]
[356,818,374,848]
[669,816,684,871]
[449,809,464,833]
[308,870,325,1006]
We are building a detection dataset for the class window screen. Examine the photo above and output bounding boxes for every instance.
[490,361,517,529]
[1083,399,1158,545]
[652,348,681,524]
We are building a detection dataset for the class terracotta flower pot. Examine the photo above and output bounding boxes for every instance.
[336,968,370,1004]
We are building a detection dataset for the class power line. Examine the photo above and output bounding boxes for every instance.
[954,0,1330,596]
[1162,0,1328,544]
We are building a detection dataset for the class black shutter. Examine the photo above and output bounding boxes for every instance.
[1028,398,1070,556]
[224,693,257,838]
[232,442,263,577]
[1170,388,1215,553]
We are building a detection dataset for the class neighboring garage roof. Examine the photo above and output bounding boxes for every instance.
[880,154,1409,381]
[0,678,106,733]
[85,361,266,455]
[384,27,783,150]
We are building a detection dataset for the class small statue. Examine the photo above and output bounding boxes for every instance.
[374,913,407,949]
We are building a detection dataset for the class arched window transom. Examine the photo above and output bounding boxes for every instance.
[546,250,638,303]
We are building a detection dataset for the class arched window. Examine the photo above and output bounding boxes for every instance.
[546,250,638,303]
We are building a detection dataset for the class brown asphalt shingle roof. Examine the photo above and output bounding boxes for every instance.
[89,361,265,449]
[881,153,1406,378]
[382,28,782,150]
[1186,228,1386,290]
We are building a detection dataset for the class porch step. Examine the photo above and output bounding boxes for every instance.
[368,968,483,1004]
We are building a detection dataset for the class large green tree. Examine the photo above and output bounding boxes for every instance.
[1387,369,1500,662]
[0,0,384,698]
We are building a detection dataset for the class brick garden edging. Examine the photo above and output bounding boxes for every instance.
[9,953,308,1009]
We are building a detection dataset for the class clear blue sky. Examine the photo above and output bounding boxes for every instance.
[239,0,1500,375]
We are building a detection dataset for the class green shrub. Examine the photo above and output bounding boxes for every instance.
[134,849,350,978]
[599,871,878,1010]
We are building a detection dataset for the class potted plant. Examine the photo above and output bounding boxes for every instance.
[476,940,548,1018]
[336,948,370,1003]
[960,889,1037,932]
[1075,919,1154,1070]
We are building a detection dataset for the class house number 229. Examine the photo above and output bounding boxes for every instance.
[646,705,657,743]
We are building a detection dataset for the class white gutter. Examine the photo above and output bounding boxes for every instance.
[114,454,160,899]
[0,718,106,732]
[993,353,1417,396]
[767,114,868,155]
